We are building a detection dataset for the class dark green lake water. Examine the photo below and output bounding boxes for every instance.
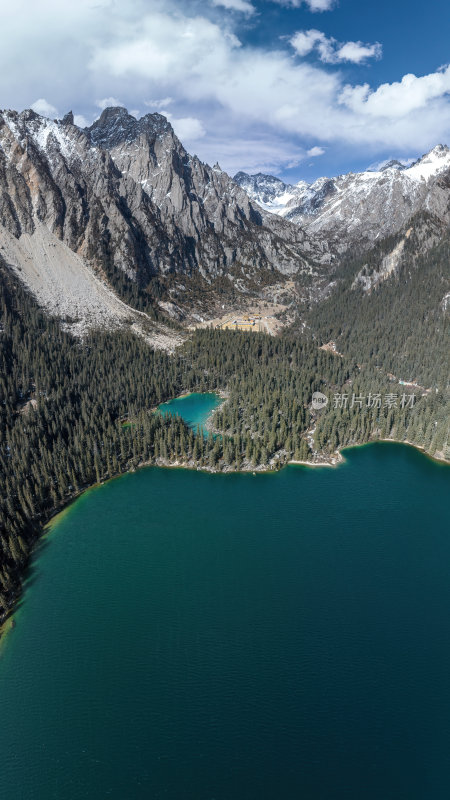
[1,442,450,799]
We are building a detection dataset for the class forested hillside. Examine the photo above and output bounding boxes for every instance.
[305,216,450,387]
[1,257,448,624]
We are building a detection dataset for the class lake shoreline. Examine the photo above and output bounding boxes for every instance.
[2,440,449,798]
[0,432,448,647]
[0,615,14,649]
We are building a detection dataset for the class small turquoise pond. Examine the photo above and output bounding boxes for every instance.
[156,392,221,432]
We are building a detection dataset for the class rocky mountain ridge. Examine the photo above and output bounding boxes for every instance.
[0,106,328,274]
[0,106,331,341]
[1,105,449,344]
[234,145,450,252]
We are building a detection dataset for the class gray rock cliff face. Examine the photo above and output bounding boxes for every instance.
[86,108,330,276]
[0,108,178,284]
[1,105,448,331]
[0,107,324,299]
[235,145,450,254]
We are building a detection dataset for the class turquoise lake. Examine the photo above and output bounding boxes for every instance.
[156,392,221,432]
[0,437,450,798]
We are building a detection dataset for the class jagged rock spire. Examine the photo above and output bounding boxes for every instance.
[61,111,74,126]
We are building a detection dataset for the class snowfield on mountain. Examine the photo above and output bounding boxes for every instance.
[234,145,450,251]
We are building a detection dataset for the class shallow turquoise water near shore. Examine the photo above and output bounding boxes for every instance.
[156,391,221,431]
[0,442,449,799]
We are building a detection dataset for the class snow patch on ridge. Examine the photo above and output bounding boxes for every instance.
[235,145,450,224]
[1,111,76,163]
[33,119,75,160]
[405,145,450,181]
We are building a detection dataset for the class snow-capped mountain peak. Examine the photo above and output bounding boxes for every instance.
[0,108,79,164]
[379,159,406,172]
[234,144,450,251]
[404,144,450,181]
[232,171,300,214]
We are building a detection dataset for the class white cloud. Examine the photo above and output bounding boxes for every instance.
[290,29,382,64]
[306,0,336,8]
[270,0,337,11]
[144,97,174,109]
[74,113,89,127]
[31,98,58,117]
[336,41,382,64]
[290,29,325,57]
[86,13,450,154]
[307,146,325,156]
[90,14,243,84]
[197,133,306,175]
[339,66,450,117]
[170,116,206,142]
[30,102,89,127]
[96,96,125,110]
[211,0,255,14]
[2,0,450,175]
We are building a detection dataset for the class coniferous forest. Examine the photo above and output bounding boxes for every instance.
[1,241,449,624]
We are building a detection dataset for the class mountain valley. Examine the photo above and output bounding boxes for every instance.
[1,106,449,348]
[0,105,449,627]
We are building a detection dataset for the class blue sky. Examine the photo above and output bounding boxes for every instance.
[1,0,450,182]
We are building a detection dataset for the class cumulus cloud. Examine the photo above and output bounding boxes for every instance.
[336,41,382,64]
[169,116,206,142]
[74,113,90,127]
[307,145,325,156]
[1,0,450,175]
[270,0,337,11]
[211,0,255,14]
[144,97,174,109]
[87,11,388,149]
[31,98,58,117]
[339,66,450,116]
[96,96,125,110]
[290,29,382,64]
[197,133,306,175]
[307,0,336,8]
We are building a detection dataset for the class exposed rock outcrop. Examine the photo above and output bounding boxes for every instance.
[0,107,325,291]
[235,145,450,254]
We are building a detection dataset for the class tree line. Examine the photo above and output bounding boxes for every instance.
[1,247,448,622]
